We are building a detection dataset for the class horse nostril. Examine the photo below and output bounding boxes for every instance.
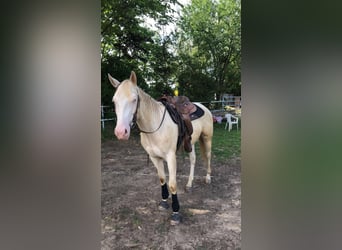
[125,129,127,134]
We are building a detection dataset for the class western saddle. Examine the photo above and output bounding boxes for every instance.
[159,95,197,152]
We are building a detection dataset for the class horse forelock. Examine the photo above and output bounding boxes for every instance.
[114,80,138,102]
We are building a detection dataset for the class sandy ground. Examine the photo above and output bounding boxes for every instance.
[101,135,241,249]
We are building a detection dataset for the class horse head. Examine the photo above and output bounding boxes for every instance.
[108,71,138,140]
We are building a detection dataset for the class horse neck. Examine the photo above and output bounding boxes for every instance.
[136,88,163,130]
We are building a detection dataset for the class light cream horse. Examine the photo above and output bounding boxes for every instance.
[108,71,213,225]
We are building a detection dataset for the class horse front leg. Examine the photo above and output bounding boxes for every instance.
[149,156,169,210]
[166,153,181,225]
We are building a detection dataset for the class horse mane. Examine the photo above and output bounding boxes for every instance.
[136,87,164,123]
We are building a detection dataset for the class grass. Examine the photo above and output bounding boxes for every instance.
[101,119,241,163]
[210,122,241,162]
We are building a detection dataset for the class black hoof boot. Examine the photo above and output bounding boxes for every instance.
[158,200,169,211]
[170,212,181,225]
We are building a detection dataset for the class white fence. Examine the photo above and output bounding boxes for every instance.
[101,96,241,130]
[101,105,115,130]
[201,96,241,112]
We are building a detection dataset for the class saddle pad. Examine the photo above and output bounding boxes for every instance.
[189,104,205,121]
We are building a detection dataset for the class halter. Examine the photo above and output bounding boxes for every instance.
[131,91,167,134]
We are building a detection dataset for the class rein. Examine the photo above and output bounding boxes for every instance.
[131,92,167,134]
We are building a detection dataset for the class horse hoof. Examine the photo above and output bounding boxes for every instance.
[205,176,211,184]
[185,186,193,193]
[158,200,169,211]
[170,212,181,225]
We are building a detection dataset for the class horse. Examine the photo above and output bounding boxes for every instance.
[108,71,213,225]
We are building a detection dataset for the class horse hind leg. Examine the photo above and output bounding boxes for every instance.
[199,134,212,184]
[185,144,196,191]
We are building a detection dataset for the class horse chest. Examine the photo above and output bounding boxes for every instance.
[140,134,173,159]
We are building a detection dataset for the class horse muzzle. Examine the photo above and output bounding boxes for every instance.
[114,124,130,140]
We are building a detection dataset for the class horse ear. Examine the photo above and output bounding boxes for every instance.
[130,71,137,85]
[108,73,121,88]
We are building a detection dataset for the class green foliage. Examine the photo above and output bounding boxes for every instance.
[178,70,215,102]
[143,34,178,99]
[101,0,179,104]
[101,0,177,61]
[102,56,149,106]
[101,0,241,104]
[177,0,241,98]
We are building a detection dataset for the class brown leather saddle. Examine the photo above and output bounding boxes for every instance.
[159,95,205,152]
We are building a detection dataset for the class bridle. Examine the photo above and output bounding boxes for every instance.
[130,91,167,134]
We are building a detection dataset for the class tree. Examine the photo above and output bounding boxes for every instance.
[101,0,179,104]
[176,0,241,99]
[101,0,241,105]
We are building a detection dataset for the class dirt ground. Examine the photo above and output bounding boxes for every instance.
[101,134,241,249]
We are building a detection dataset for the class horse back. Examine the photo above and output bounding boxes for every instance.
[191,103,213,142]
